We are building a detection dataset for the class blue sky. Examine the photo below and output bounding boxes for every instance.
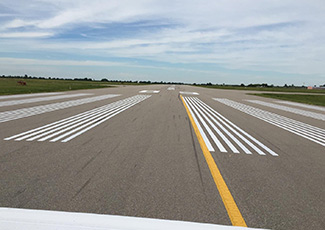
[0,0,324,85]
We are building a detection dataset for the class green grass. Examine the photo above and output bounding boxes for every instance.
[0,78,144,95]
[249,93,325,106]
[197,85,325,94]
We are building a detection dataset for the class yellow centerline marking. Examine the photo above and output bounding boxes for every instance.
[181,95,247,227]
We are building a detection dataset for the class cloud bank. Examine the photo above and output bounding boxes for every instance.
[0,0,324,84]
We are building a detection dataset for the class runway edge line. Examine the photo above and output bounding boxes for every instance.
[181,95,247,227]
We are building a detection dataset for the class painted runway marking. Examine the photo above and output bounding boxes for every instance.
[180,91,199,95]
[0,94,120,123]
[0,92,63,100]
[167,86,175,90]
[184,97,278,156]
[139,90,160,94]
[5,95,150,143]
[276,100,325,112]
[181,95,247,227]
[215,98,325,147]
[183,96,215,151]
[0,93,92,107]
[246,100,325,121]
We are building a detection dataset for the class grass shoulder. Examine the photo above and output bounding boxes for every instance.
[248,93,325,106]
[197,85,325,94]
[0,78,147,95]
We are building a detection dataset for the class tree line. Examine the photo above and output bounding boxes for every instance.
[1,75,323,87]
[0,75,184,85]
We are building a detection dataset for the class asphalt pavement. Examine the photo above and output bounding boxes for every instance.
[0,85,324,229]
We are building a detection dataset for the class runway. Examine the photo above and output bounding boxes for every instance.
[0,85,324,229]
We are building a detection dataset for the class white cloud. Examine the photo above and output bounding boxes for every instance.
[0,57,124,67]
[4,0,324,30]
[3,19,36,29]
[0,0,325,84]
[0,32,53,38]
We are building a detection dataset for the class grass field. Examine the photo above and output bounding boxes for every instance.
[250,93,325,106]
[0,78,142,95]
[198,85,325,94]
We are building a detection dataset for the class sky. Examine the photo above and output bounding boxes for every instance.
[0,0,324,85]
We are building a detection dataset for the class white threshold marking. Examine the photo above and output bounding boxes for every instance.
[167,85,176,90]
[139,90,160,94]
[0,92,63,100]
[215,98,325,147]
[189,97,246,154]
[186,97,224,152]
[276,100,325,112]
[0,94,120,123]
[5,95,151,143]
[183,97,215,151]
[246,100,325,121]
[180,91,199,95]
[0,93,92,107]
[185,97,278,156]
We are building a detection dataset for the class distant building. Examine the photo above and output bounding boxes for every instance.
[307,86,325,90]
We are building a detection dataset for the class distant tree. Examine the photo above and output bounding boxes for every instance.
[101,78,109,82]
[240,83,245,87]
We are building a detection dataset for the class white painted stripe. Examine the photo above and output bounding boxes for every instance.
[17,96,144,142]
[248,110,325,145]
[276,100,325,112]
[7,99,128,141]
[26,102,129,141]
[60,99,147,142]
[248,112,325,144]
[194,98,277,156]
[0,94,120,123]
[139,90,160,94]
[180,91,199,95]
[0,93,92,107]
[58,96,149,142]
[5,104,117,141]
[215,98,325,147]
[4,97,135,141]
[167,87,175,90]
[240,104,325,137]
[186,97,227,152]
[185,97,278,156]
[226,100,325,138]
[0,92,63,100]
[47,103,135,142]
[191,97,252,154]
[188,97,236,153]
[246,100,325,121]
[183,97,215,152]
[5,95,151,142]
[243,109,325,140]
[217,99,325,135]
[39,98,142,142]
